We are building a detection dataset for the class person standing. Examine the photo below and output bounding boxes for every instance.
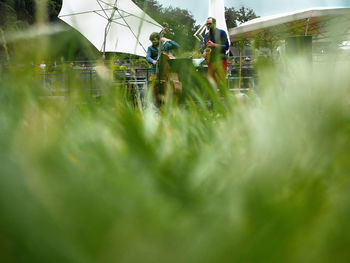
[202,17,229,90]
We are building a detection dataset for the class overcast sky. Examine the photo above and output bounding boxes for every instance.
[158,0,350,24]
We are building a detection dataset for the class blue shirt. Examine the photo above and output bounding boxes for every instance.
[146,40,180,73]
[203,28,229,61]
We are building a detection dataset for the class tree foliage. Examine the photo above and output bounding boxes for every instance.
[1,1,259,54]
[0,0,35,28]
[160,6,197,52]
[133,0,163,22]
[225,6,258,29]
[48,0,62,21]
[0,0,62,28]
[133,0,198,52]
[1,0,198,51]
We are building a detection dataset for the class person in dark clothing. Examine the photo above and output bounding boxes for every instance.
[202,17,229,89]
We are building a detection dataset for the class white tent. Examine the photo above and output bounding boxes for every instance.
[194,0,229,41]
[229,7,350,41]
[208,0,229,38]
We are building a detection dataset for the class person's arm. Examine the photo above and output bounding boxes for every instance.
[146,47,157,65]
[162,38,180,52]
[220,30,229,52]
[207,30,229,51]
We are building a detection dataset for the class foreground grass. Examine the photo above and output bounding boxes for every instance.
[1,18,350,260]
[1,56,350,262]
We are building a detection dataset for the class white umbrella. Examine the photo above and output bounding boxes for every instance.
[58,0,163,58]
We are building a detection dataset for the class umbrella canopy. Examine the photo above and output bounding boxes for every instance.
[58,0,163,57]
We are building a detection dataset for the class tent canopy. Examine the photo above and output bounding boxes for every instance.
[229,7,350,42]
[194,0,229,41]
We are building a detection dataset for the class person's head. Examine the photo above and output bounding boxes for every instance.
[206,17,216,31]
[149,32,160,46]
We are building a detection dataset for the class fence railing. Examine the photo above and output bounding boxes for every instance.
[39,67,153,97]
[39,63,256,99]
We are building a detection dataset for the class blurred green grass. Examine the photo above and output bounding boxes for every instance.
[1,19,350,263]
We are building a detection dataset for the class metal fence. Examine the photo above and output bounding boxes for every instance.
[39,62,256,100]
[40,67,152,99]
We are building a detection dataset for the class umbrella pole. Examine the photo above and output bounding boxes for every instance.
[102,3,116,66]
[102,24,109,65]
[102,1,119,65]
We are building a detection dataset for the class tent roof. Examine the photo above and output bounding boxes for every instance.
[229,7,350,41]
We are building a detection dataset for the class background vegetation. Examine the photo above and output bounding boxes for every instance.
[0,0,257,55]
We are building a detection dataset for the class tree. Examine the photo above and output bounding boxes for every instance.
[0,0,35,28]
[159,7,197,52]
[225,7,238,29]
[132,0,163,22]
[133,0,198,52]
[225,6,258,29]
[0,0,62,28]
[14,0,35,23]
[1,0,199,54]
[236,6,258,24]
[48,0,62,21]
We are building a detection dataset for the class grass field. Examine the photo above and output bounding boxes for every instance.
[1,18,350,262]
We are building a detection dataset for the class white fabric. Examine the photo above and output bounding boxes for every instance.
[208,0,229,39]
[59,0,162,57]
[194,0,229,42]
[229,7,350,38]
[340,41,350,50]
